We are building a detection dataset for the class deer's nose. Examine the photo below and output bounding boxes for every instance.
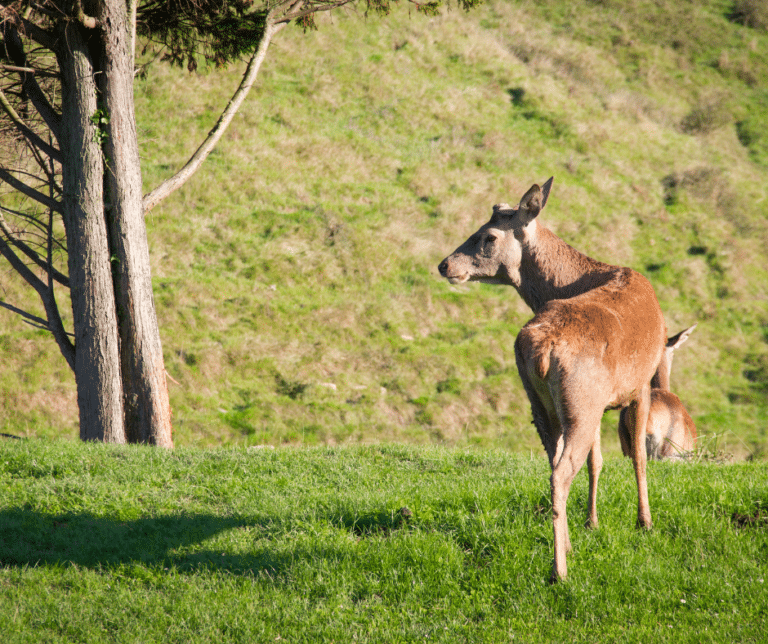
[438,259,449,276]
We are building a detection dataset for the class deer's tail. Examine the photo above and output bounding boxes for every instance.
[515,324,553,380]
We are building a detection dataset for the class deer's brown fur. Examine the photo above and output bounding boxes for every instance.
[618,325,698,460]
[438,178,666,581]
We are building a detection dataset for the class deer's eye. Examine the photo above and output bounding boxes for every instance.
[485,235,496,244]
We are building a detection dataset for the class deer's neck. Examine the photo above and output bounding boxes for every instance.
[515,224,616,313]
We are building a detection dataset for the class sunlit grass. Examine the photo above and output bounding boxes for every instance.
[1,440,767,642]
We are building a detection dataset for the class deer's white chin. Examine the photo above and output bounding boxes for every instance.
[447,274,469,284]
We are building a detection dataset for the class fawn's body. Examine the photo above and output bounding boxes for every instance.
[618,325,698,460]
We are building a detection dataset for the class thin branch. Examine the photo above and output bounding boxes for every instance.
[0,211,70,287]
[17,122,64,196]
[0,236,76,369]
[0,168,62,212]
[1,166,53,186]
[46,159,54,288]
[8,221,66,254]
[1,204,51,238]
[0,299,49,327]
[1,166,51,184]
[2,22,62,141]
[0,7,60,51]
[0,227,47,293]
[0,63,59,78]
[1,64,35,73]
[277,0,354,23]
[27,138,63,193]
[0,86,63,163]
[42,152,74,371]
[3,222,50,246]
[27,2,62,19]
[134,46,164,78]
[142,9,287,213]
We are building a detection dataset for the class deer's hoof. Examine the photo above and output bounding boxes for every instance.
[549,569,566,584]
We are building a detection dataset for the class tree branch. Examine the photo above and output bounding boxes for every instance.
[1,21,62,142]
[0,86,63,163]
[0,63,59,78]
[0,230,76,370]
[0,210,70,287]
[0,169,62,213]
[142,11,287,213]
[0,299,49,329]
[1,64,36,73]
[43,162,75,371]
[276,0,354,24]
[74,0,99,29]
[0,6,60,51]
[0,223,48,294]
[0,202,64,244]
[0,298,76,367]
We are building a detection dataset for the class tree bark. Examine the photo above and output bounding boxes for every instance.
[56,19,125,443]
[99,0,173,447]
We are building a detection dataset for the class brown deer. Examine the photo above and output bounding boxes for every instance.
[438,178,666,581]
[618,325,697,460]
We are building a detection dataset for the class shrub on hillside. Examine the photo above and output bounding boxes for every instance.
[679,95,732,134]
[728,0,768,31]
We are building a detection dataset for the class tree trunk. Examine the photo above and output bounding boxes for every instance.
[98,0,173,447]
[56,19,125,443]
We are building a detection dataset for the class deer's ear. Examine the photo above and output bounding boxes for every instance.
[491,202,515,223]
[667,323,697,350]
[517,183,545,223]
[540,176,554,209]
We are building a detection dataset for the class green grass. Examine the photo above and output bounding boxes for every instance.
[1,439,767,642]
[1,0,767,456]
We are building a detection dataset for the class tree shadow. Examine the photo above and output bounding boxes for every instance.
[0,506,413,577]
[0,508,295,576]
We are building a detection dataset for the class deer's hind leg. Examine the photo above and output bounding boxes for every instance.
[586,427,603,529]
[515,342,572,557]
[514,340,563,467]
[549,404,604,582]
[629,382,653,529]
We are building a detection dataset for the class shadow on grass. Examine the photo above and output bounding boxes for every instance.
[0,507,412,576]
[335,506,412,536]
[0,509,292,576]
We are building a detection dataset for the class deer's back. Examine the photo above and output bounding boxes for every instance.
[516,267,665,409]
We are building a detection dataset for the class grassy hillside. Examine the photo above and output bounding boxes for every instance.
[1,0,767,455]
[1,440,767,642]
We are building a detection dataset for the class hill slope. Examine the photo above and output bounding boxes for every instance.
[1,0,767,455]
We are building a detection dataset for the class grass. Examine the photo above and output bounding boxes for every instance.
[0,0,767,457]
[1,438,767,642]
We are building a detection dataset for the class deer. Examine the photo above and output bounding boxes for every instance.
[618,325,698,460]
[438,177,667,582]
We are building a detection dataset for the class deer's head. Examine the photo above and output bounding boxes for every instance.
[438,178,553,286]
